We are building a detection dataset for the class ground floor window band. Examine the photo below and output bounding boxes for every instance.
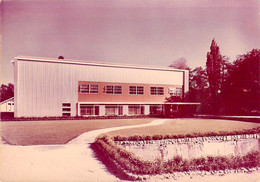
[78,104,153,116]
[78,103,199,117]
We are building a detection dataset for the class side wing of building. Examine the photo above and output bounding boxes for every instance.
[14,57,189,117]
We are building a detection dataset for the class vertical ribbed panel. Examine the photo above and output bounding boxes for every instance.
[184,70,189,93]
[16,60,186,117]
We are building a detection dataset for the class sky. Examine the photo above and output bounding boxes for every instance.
[1,0,260,84]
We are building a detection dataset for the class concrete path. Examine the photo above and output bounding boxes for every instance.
[0,119,167,182]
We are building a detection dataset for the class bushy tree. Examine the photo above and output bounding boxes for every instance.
[170,57,189,70]
[221,49,260,115]
[188,67,210,113]
[0,83,14,102]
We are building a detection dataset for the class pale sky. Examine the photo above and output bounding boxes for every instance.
[1,0,260,84]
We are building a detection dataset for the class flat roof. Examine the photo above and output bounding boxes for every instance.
[13,56,188,72]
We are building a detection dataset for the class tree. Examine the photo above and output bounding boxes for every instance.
[221,49,260,115]
[189,67,208,91]
[206,39,224,113]
[0,83,14,102]
[170,57,189,70]
[188,66,210,113]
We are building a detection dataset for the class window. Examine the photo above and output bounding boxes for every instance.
[105,85,122,94]
[150,105,162,115]
[62,103,71,117]
[62,103,71,107]
[128,105,145,115]
[175,87,183,96]
[80,104,99,116]
[169,87,182,96]
[79,84,98,94]
[129,86,144,95]
[62,113,71,117]
[114,86,122,94]
[105,105,123,115]
[150,87,164,95]
[62,108,71,112]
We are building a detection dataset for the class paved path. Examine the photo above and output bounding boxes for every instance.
[0,119,167,182]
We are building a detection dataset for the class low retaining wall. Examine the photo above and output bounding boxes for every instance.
[115,134,260,161]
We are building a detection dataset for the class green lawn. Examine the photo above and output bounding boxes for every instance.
[0,119,153,145]
[2,118,259,146]
[106,118,260,137]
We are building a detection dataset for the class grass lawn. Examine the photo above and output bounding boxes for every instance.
[0,118,153,145]
[106,118,260,137]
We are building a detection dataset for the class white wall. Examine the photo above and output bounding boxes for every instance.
[0,101,14,112]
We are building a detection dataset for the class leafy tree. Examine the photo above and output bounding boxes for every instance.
[189,67,208,91]
[0,83,14,102]
[221,49,260,115]
[188,67,210,113]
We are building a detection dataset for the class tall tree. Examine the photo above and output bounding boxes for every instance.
[0,83,14,102]
[206,39,223,113]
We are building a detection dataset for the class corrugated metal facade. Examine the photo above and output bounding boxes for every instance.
[14,57,189,117]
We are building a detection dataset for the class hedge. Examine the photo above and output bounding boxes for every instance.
[113,127,260,141]
[92,135,260,178]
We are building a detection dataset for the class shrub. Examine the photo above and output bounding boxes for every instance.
[113,127,260,142]
[93,134,260,178]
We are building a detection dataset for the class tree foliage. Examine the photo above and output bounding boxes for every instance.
[171,39,259,115]
[206,39,224,113]
[221,49,260,114]
[0,83,14,102]
[170,57,189,70]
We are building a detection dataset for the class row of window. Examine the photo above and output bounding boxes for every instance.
[62,103,163,116]
[79,84,164,95]
[79,104,162,116]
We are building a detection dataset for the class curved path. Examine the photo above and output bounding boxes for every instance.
[0,119,167,182]
[1,118,260,182]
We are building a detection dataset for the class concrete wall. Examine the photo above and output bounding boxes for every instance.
[116,134,260,161]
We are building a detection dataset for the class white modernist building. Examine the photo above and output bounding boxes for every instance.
[13,56,190,117]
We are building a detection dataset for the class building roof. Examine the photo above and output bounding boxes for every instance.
[0,97,14,105]
[13,56,188,72]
